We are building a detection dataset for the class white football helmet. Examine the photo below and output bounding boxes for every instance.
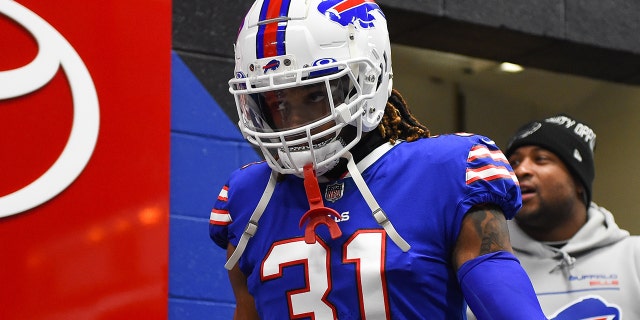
[229,0,393,176]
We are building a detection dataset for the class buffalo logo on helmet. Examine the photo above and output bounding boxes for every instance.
[263,59,281,73]
[317,0,384,28]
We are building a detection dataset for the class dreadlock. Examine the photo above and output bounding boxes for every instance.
[379,89,430,144]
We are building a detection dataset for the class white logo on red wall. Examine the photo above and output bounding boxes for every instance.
[0,0,100,218]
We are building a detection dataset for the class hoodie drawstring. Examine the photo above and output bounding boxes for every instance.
[549,249,576,274]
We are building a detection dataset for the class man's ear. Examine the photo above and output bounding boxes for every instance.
[574,177,588,206]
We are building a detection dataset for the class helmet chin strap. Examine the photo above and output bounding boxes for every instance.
[343,151,411,252]
[300,153,411,251]
[224,149,410,271]
[224,170,278,270]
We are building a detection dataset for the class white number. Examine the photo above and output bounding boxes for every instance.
[344,230,389,319]
[261,230,389,319]
[262,239,336,318]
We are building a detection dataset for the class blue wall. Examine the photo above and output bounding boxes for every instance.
[169,52,260,319]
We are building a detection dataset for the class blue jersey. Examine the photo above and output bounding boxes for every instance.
[210,134,521,319]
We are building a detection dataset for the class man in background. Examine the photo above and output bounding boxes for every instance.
[504,114,640,319]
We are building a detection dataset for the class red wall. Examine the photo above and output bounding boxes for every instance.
[0,1,171,318]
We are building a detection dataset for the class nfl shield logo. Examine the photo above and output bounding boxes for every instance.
[325,182,344,203]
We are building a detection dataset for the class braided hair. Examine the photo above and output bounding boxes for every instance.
[378,89,430,143]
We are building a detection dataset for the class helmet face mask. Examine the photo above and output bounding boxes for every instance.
[230,0,392,176]
[233,67,355,134]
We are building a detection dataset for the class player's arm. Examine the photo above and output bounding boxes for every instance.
[227,244,260,320]
[453,203,512,267]
[453,204,547,320]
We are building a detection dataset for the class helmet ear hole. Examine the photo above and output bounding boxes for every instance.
[387,72,393,98]
[383,52,393,97]
[376,64,384,89]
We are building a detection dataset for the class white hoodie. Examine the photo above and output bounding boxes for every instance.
[468,203,640,319]
[509,203,640,319]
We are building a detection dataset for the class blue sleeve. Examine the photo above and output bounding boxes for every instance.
[209,181,232,249]
[458,251,547,320]
[463,136,522,220]
[208,162,272,250]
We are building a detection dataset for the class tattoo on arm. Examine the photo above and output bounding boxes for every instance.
[467,204,510,255]
[453,203,515,269]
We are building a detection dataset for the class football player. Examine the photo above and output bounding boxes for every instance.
[209,0,546,319]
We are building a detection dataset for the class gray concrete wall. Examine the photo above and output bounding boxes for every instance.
[378,0,640,84]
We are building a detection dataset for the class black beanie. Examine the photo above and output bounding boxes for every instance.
[505,114,596,205]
